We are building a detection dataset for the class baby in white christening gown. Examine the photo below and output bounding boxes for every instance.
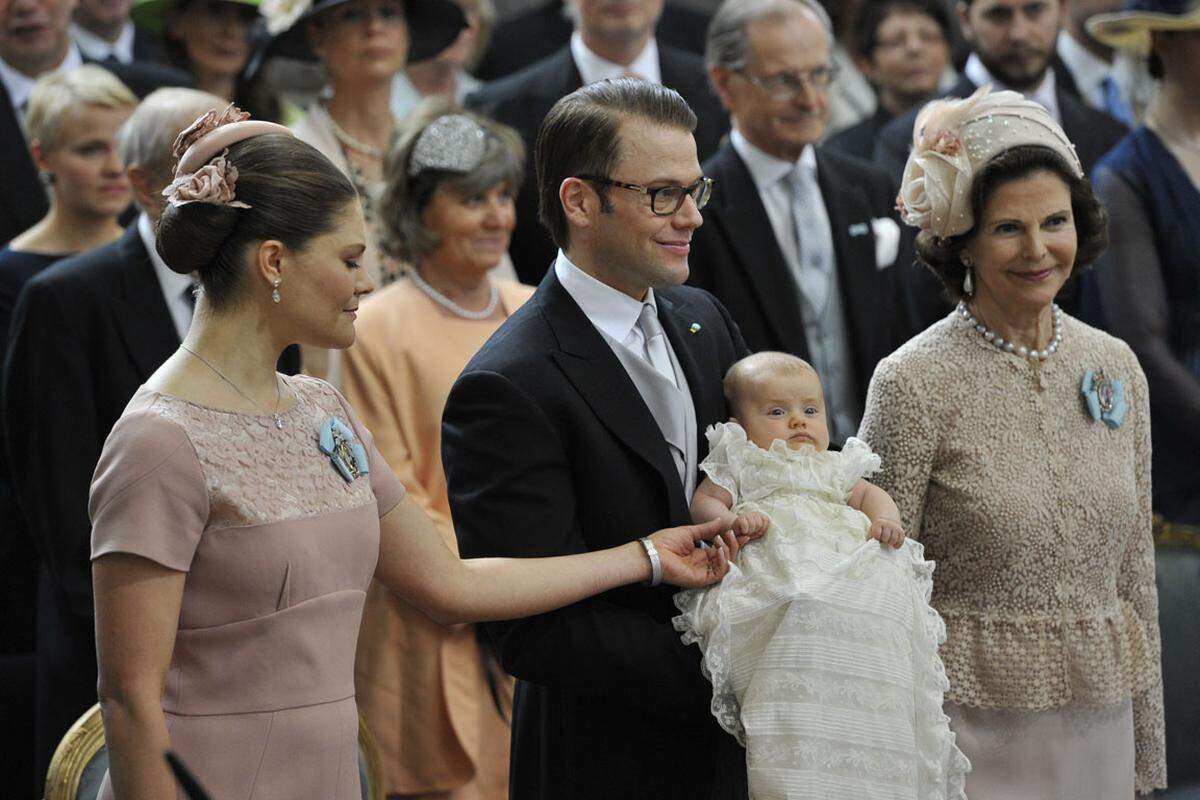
[674,353,969,800]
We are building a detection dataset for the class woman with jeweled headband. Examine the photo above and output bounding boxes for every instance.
[343,103,529,800]
[858,86,1166,798]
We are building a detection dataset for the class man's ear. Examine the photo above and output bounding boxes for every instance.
[127,165,163,213]
[709,66,738,115]
[559,176,595,231]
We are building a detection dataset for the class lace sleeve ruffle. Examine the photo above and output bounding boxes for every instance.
[701,422,747,504]
[837,436,882,497]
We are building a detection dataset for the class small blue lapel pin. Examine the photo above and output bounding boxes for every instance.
[318,416,371,482]
[1081,369,1126,429]
[689,323,702,334]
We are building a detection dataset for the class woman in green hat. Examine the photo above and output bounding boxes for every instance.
[132,0,262,104]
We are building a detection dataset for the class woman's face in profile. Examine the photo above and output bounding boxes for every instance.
[419,180,515,275]
[962,169,1077,318]
[170,0,256,82]
[36,103,133,219]
[311,0,409,84]
[278,200,375,350]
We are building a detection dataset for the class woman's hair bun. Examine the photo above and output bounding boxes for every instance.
[156,200,240,276]
[151,134,357,305]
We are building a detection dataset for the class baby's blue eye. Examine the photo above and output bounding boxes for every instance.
[804,406,818,416]
[767,407,786,417]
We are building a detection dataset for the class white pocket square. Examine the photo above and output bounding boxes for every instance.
[870,217,900,269]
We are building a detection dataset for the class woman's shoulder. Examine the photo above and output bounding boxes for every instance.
[1060,314,1145,377]
[498,278,535,306]
[873,314,965,386]
[289,106,342,163]
[96,389,201,484]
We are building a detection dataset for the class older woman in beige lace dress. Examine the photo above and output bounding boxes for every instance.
[858,88,1166,799]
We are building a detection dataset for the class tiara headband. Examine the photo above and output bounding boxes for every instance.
[896,86,1083,239]
[163,104,294,209]
[408,114,491,176]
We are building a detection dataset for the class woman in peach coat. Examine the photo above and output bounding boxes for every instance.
[342,105,529,799]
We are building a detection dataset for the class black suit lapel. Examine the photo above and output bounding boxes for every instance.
[0,82,49,243]
[534,47,583,101]
[815,152,876,392]
[539,272,690,522]
[709,147,810,358]
[111,226,181,379]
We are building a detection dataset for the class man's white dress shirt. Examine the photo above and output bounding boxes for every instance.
[138,212,195,341]
[70,21,135,64]
[569,32,661,85]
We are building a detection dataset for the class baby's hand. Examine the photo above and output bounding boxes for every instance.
[868,518,906,549]
[731,511,770,547]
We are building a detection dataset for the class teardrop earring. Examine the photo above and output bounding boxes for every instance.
[272,279,281,304]
[962,266,974,297]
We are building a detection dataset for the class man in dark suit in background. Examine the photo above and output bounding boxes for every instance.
[70,0,166,65]
[689,0,913,448]
[467,0,729,285]
[0,0,188,247]
[872,0,1128,180]
[3,87,298,787]
[473,0,710,80]
[871,0,1127,325]
[443,80,750,800]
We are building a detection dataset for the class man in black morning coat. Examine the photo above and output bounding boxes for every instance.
[443,80,750,799]
[688,0,916,446]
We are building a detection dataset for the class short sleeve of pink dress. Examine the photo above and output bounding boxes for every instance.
[90,376,404,800]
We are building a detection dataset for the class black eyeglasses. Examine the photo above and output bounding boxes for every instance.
[577,175,714,216]
[738,65,839,98]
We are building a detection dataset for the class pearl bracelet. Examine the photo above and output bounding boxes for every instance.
[638,537,662,587]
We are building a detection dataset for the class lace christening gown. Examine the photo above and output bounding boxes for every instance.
[674,422,969,800]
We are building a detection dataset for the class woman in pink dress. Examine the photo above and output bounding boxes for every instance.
[89,107,746,800]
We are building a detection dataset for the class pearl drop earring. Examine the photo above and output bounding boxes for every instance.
[272,279,281,304]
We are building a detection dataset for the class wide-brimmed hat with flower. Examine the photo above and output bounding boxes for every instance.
[1087,0,1200,56]
[259,0,466,63]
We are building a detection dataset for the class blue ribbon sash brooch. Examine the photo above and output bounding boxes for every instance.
[1081,369,1126,429]
[319,416,370,482]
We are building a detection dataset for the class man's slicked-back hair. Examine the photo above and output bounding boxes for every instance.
[535,78,697,250]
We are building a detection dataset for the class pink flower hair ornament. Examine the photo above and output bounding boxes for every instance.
[896,86,1083,239]
[163,104,294,210]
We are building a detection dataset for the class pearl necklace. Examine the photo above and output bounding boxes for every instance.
[957,301,1063,362]
[325,107,385,159]
[409,268,500,320]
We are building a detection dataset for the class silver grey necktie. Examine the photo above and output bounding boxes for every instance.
[787,164,832,315]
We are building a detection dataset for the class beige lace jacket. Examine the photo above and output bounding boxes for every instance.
[859,311,1166,793]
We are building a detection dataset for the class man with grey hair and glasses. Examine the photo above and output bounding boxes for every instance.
[688,0,915,449]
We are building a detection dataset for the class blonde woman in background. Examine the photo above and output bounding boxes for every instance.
[342,103,529,800]
[1,65,137,345]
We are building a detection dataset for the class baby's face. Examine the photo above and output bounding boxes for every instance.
[735,369,831,453]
